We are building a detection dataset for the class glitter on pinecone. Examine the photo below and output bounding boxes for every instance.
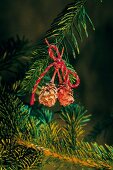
[58,84,74,106]
[39,82,57,107]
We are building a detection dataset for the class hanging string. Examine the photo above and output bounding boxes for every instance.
[30,39,80,106]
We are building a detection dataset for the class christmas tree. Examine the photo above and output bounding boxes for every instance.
[0,0,113,169]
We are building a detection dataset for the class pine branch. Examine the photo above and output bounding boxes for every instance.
[84,116,113,142]
[76,141,113,169]
[60,104,91,145]
[0,88,23,139]
[17,138,113,170]
[31,104,91,155]
[0,36,28,60]
[19,0,95,95]
[0,36,32,86]
[1,138,43,169]
[46,0,95,58]
[1,88,113,169]
[18,58,49,95]
[0,89,45,169]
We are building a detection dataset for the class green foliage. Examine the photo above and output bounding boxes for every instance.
[0,36,31,86]
[1,139,43,170]
[34,107,53,124]
[0,88,44,169]
[1,89,113,169]
[75,141,113,169]
[60,104,91,151]
[46,0,94,58]
[0,89,33,169]
[0,88,22,139]
[19,0,95,95]
[0,36,29,60]
[36,122,62,151]
[19,58,49,95]
[84,116,113,142]
[1,1,112,170]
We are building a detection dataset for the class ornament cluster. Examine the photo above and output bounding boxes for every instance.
[39,82,74,107]
[30,39,80,107]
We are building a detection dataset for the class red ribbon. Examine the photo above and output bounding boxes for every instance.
[30,39,80,105]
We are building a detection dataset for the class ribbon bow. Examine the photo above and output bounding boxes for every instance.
[30,39,80,105]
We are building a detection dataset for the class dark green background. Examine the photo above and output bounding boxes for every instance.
[0,0,113,144]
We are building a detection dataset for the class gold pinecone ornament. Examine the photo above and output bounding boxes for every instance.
[39,82,57,107]
[58,84,74,106]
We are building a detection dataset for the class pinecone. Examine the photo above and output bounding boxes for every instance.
[39,82,57,107]
[58,84,74,106]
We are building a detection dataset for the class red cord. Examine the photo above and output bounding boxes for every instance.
[30,39,80,106]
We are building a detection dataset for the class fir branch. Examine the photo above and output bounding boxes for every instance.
[19,57,49,95]
[0,88,23,139]
[36,122,62,152]
[1,138,43,169]
[0,89,44,169]
[46,0,95,58]
[0,36,32,86]
[16,138,113,169]
[1,89,113,169]
[0,87,35,140]
[0,36,28,60]
[76,141,113,169]
[60,104,91,141]
[19,0,95,95]
[84,116,113,142]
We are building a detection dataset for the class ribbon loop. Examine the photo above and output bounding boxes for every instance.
[48,45,61,61]
[45,39,62,61]
[67,70,80,88]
